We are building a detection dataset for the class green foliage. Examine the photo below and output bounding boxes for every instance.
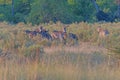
[0,0,11,4]
[13,13,25,23]
[27,0,97,24]
[69,0,95,22]
[0,5,12,21]
[0,13,5,21]
[27,0,73,24]
[0,0,119,24]
[97,0,115,12]
[68,0,76,5]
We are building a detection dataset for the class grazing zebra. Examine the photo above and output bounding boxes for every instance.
[68,33,78,45]
[24,30,38,38]
[97,26,109,38]
[25,30,32,34]
[97,26,109,46]
[36,26,52,41]
[39,31,52,41]
[68,33,78,41]
[51,27,67,44]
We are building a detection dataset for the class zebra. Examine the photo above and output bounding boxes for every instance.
[36,26,52,41]
[50,27,67,44]
[24,30,38,38]
[97,26,109,46]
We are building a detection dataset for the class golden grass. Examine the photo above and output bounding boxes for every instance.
[0,22,120,80]
[0,54,120,80]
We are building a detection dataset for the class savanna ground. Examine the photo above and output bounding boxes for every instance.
[0,22,120,80]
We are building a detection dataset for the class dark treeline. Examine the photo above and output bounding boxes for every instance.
[0,0,120,25]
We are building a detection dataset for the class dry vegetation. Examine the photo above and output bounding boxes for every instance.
[0,22,120,80]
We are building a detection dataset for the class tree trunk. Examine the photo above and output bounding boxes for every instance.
[114,0,120,20]
[11,0,14,23]
[117,4,120,18]
[4,0,6,7]
[91,0,100,12]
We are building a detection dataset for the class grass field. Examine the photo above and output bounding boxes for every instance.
[0,22,120,80]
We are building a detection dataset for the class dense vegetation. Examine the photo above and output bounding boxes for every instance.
[0,0,120,79]
[0,0,119,24]
[0,22,120,79]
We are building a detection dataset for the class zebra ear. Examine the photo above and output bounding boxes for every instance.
[97,26,101,32]
[62,27,67,32]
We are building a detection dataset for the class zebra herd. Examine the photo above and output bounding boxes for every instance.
[24,26,109,45]
[24,26,78,45]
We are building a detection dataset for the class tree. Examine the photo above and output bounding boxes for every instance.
[0,0,118,24]
[27,0,73,24]
[67,0,95,22]
[114,0,120,21]
[91,0,115,22]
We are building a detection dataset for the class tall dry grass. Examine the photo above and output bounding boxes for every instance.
[0,50,120,80]
[0,22,120,80]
